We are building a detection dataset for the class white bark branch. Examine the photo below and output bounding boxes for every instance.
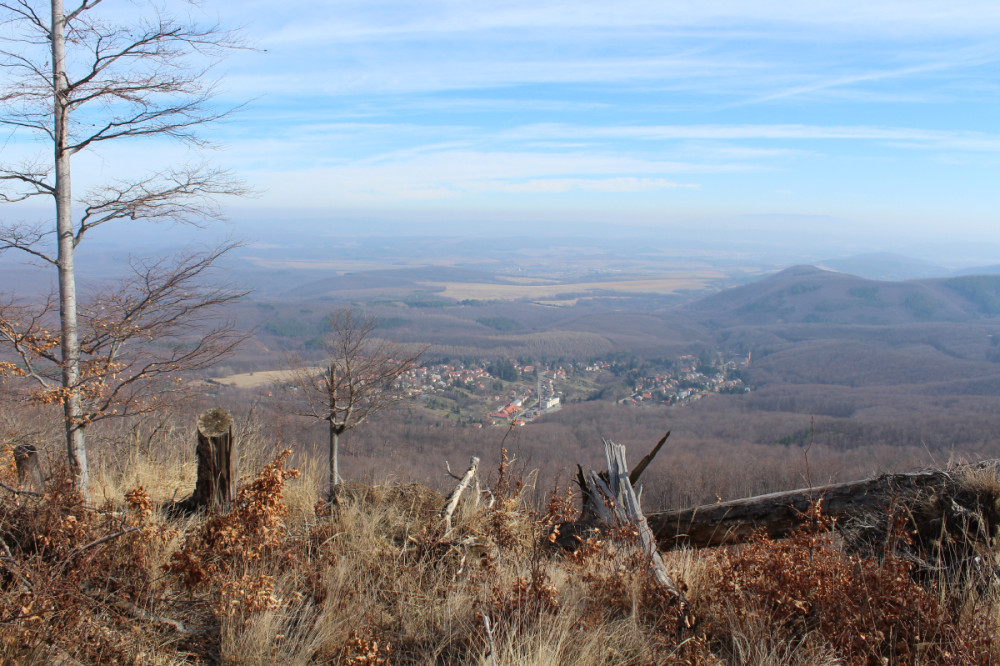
[441,456,479,534]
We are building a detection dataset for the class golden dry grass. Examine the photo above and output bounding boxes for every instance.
[208,368,293,388]
[2,418,998,665]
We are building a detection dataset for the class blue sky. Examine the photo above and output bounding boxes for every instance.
[6,0,1000,253]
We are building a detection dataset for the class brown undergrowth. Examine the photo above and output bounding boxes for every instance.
[1,439,998,665]
[697,502,996,665]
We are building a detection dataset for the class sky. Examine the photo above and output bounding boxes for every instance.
[3,0,1000,256]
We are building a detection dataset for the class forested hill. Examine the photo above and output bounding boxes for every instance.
[679,265,1000,328]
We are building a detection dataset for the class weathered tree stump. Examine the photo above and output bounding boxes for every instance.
[562,439,691,637]
[172,408,237,514]
[594,440,684,599]
[13,443,44,492]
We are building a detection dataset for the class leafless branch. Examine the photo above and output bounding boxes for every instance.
[0,220,55,264]
[0,162,54,202]
[0,1,49,38]
[288,309,425,432]
[76,166,248,241]
[2,4,245,150]
[53,526,143,577]
[0,537,33,594]
[285,308,425,492]
[71,241,249,421]
[0,242,248,421]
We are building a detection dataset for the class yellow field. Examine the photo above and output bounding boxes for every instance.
[495,275,561,285]
[208,366,322,389]
[420,274,718,301]
[533,298,579,307]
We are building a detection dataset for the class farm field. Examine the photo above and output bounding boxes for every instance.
[423,274,720,301]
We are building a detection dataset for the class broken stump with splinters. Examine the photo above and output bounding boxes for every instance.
[14,443,44,492]
[567,439,686,603]
[175,408,237,513]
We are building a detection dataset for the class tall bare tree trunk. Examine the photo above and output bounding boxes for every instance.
[51,0,89,499]
[327,361,343,498]
[328,422,340,497]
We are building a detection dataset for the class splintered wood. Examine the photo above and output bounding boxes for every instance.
[580,439,684,599]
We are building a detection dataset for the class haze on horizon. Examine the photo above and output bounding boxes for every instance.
[2,0,999,265]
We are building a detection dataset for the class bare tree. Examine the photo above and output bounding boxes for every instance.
[288,309,424,498]
[0,242,248,422]
[0,0,246,497]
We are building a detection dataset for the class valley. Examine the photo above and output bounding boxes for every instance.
[172,247,1000,509]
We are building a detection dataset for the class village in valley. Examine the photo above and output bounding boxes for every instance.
[396,351,751,426]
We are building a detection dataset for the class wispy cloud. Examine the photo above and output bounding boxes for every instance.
[469,177,699,194]
[498,124,1000,152]
[248,0,1000,45]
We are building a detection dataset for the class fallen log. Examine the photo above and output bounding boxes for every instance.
[646,459,1000,551]
[557,430,1000,567]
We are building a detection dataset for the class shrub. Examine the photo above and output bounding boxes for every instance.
[701,503,995,665]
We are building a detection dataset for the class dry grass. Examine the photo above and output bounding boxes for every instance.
[1,419,998,665]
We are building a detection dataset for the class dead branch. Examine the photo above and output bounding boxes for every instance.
[112,598,211,636]
[54,526,143,576]
[444,460,463,481]
[0,480,43,497]
[0,538,33,592]
[481,612,499,666]
[441,456,479,534]
[629,430,670,485]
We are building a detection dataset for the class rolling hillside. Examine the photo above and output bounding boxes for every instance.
[681,265,1000,327]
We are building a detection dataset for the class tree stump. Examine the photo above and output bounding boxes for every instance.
[577,440,685,600]
[13,443,44,492]
[173,408,237,513]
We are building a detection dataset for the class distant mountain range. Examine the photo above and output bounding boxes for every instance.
[815,252,1000,282]
[815,253,949,281]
